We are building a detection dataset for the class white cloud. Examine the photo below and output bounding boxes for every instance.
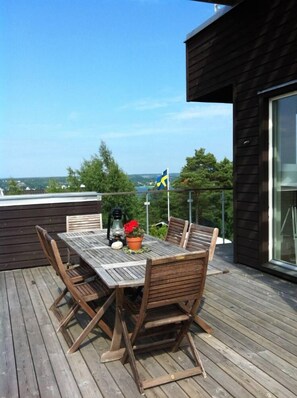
[89,102,232,141]
[168,104,232,120]
[119,95,184,111]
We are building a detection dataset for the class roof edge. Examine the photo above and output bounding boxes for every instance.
[185,5,233,41]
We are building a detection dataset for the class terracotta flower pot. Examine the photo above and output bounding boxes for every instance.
[126,236,143,251]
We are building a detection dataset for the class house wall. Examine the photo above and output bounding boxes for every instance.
[186,0,297,267]
[0,194,101,271]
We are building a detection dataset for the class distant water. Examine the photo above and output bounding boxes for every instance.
[136,186,152,193]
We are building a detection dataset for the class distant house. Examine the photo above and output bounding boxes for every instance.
[186,0,297,279]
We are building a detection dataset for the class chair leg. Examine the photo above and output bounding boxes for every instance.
[57,303,79,332]
[139,330,205,391]
[178,302,213,334]
[66,248,72,268]
[67,291,116,354]
[50,287,69,322]
[119,308,144,393]
[172,320,191,352]
[77,292,115,341]
[186,332,206,378]
[193,315,213,334]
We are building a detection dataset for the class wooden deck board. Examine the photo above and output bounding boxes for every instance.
[5,271,40,398]
[0,272,18,398]
[1,244,297,398]
[22,268,83,398]
[14,269,61,398]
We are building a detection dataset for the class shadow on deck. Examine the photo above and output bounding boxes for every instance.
[1,244,297,398]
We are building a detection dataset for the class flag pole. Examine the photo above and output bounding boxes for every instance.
[167,167,170,221]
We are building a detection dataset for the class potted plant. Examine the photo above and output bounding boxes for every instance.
[124,220,145,250]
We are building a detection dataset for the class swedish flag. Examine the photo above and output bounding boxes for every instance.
[156,169,168,190]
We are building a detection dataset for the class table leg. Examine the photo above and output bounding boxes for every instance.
[101,287,126,362]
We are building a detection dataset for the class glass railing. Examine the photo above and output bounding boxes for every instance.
[98,187,233,243]
[0,188,232,271]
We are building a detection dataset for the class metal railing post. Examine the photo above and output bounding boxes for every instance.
[221,190,225,244]
[144,192,150,234]
[187,191,193,224]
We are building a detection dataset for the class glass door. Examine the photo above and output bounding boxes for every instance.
[270,92,297,268]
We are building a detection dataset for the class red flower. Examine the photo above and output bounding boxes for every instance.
[124,220,144,237]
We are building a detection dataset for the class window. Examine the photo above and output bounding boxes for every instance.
[270,92,297,268]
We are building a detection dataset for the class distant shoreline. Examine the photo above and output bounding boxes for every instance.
[0,174,179,192]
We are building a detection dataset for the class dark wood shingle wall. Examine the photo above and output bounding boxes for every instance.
[0,200,101,271]
[186,0,297,267]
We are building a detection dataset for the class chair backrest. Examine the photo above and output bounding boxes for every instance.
[66,213,103,232]
[141,251,209,315]
[43,232,94,306]
[36,225,62,276]
[164,217,189,247]
[184,223,219,261]
[42,228,70,283]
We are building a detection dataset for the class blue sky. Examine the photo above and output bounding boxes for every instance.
[1,0,232,178]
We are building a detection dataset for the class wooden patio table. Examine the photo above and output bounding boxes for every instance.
[58,229,212,362]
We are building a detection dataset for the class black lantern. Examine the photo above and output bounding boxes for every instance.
[107,207,127,246]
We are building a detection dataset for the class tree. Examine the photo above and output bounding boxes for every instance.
[6,179,23,195]
[45,179,63,193]
[66,141,141,225]
[173,148,233,239]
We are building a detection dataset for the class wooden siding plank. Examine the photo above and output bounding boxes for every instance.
[1,242,43,255]
[237,237,259,250]
[235,156,259,166]
[237,225,259,235]
[236,165,259,175]
[237,184,259,194]
[237,245,259,260]
[236,201,258,211]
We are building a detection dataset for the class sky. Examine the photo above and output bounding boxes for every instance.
[0,0,232,178]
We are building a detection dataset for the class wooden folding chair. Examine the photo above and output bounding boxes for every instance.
[184,223,219,261]
[43,230,115,353]
[119,251,208,393]
[36,225,96,322]
[165,216,189,247]
[66,213,103,265]
[183,223,219,333]
[66,213,103,232]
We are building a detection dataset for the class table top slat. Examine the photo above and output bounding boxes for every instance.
[58,229,195,289]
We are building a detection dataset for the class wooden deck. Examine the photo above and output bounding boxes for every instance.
[1,243,297,398]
